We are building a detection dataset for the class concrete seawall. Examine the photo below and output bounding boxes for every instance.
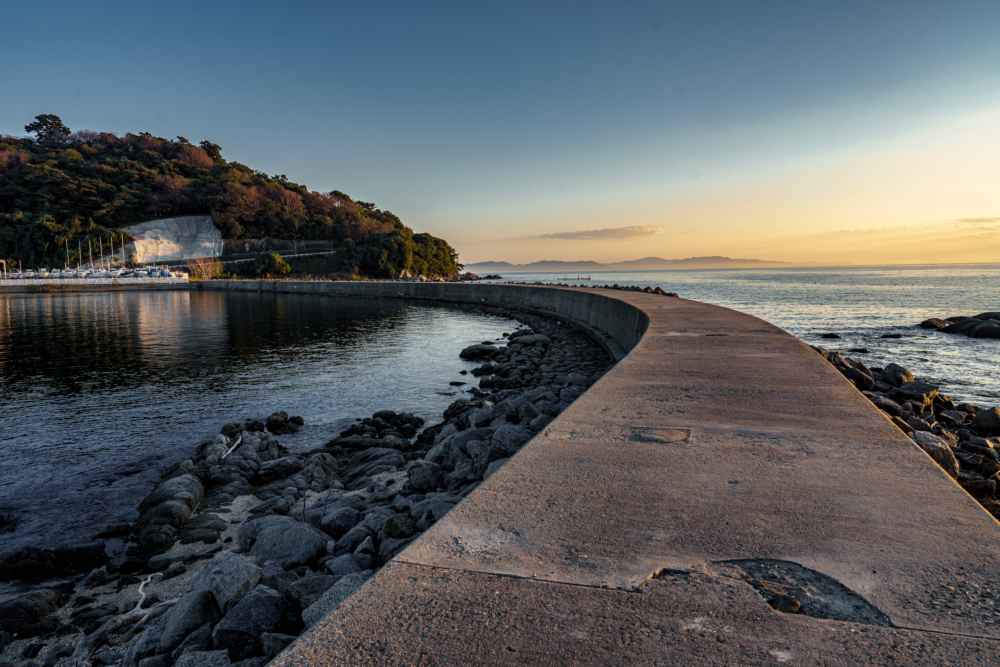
[206,280,1000,664]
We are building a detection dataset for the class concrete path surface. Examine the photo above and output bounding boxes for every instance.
[256,285,1000,665]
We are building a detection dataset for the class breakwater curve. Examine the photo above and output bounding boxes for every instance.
[204,280,1000,665]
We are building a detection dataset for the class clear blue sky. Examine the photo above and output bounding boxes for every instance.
[3,1,999,264]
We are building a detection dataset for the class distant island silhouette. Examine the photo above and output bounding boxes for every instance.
[466,256,813,272]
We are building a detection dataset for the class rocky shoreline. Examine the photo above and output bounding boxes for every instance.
[0,306,613,667]
[813,344,1000,517]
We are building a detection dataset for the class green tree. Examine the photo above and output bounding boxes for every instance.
[24,114,71,141]
[252,251,291,277]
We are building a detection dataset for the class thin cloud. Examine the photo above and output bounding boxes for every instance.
[955,217,1000,224]
[825,226,911,236]
[536,225,663,240]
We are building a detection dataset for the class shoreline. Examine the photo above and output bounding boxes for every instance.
[0,303,615,667]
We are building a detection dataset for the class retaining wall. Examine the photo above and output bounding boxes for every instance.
[205,280,650,361]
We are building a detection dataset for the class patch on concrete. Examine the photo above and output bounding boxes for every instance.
[629,427,690,444]
[711,559,892,626]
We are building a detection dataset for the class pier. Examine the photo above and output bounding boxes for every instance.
[201,280,1000,662]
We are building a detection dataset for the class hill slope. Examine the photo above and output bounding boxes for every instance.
[0,115,460,277]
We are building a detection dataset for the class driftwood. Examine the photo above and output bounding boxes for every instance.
[68,574,178,667]
[219,434,243,461]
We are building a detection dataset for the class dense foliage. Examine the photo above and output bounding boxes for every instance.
[0,115,462,276]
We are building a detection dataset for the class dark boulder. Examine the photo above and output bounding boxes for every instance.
[0,542,108,581]
[459,344,498,360]
[157,590,221,652]
[878,363,914,388]
[258,457,304,483]
[974,407,1000,436]
[0,584,73,637]
[250,520,328,570]
[408,461,445,493]
[213,585,295,661]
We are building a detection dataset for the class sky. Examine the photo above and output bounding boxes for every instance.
[2,0,999,266]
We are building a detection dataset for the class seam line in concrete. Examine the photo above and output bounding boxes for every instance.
[393,560,1000,643]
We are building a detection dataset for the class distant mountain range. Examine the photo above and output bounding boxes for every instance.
[466,256,807,273]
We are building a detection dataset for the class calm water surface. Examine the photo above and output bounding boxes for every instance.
[0,291,517,558]
[488,264,1000,405]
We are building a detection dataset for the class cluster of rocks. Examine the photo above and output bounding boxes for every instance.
[0,307,613,667]
[814,345,1000,517]
[920,312,1000,340]
[497,281,679,296]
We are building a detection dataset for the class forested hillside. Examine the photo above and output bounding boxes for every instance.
[0,115,461,276]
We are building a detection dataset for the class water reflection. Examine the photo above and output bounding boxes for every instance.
[0,291,515,557]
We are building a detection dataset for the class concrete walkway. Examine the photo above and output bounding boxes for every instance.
[208,282,1000,665]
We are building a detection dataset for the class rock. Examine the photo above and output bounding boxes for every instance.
[0,542,108,581]
[173,650,231,667]
[213,585,294,661]
[127,609,173,664]
[867,394,902,416]
[93,651,125,666]
[961,478,997,497]
[919,318,948,330]
[238,515,300,550]
[250,521,328,570]
[0,584,73,637]
[85,566,108,586]
[190,551,262,613]
[528,413,554,431]
[248,496,292,518]
[340,448,405,489]
[261,632,297,659]
[841,365,874,392]
[232,659,269,667]
[892,381,938,408]
[408,461,445,493]
[970,322,1000,339]
[353,536,377,556]
[284,574,339,610]
[94,523,132,538]
[301,571,373,627]
[163,562,188,580]
[324,554,363,577]
[318,507,362,539]
[459,344,498,360]
[170,622,214,661]
[266,411,289,432]
[378,536,416,562]
[333,526,374,557]
[261,569,301,596]
[138,474,205,517]
[258,457,304,483]
[157,590,221,652]
[878,363,914,387]
[303,453,338,492]
[70,602,119,633]
[508,334,551,346]
[138,657,173,667]
[820,333,841,339]
[382,514,418,540]
[973,407,1000,436]
[911,432,959,479]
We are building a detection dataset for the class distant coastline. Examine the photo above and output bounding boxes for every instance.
[465,256,813,273]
